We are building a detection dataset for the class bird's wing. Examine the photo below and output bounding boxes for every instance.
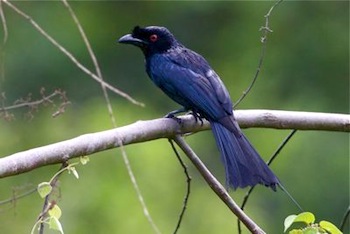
[204,68,233,116]
[149,53,232,121]
[172,48,233,115]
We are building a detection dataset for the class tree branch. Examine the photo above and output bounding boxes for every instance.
[237,109,349,132]
[173,135,266,234]
[0,109,349,178]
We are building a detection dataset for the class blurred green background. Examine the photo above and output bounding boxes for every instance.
[0,1,348,233]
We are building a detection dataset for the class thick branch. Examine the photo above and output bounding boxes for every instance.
[238,109,349,132]
[0,109,349,178]
[173,135,265,234]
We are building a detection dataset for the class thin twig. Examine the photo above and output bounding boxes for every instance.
[119,140,161,234]
[234,0,283,108]
[38,162,67,234]
[0,187,37,206]
[2,0,143,107]
[0,89,70,120]
[0,0,7,44]
[0,0,7,81]
[266,130,297,166]
[0,90,62,111]
[237,129,297,234]
[173,135,266,234]
[60,0,116,126]
[60,1,157,233]
[168,139,191,234]
[340,206,350,232]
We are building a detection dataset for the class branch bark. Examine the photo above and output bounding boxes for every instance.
[173,135,266,234]
[0,109,349,178]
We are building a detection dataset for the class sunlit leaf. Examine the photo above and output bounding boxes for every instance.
[37,182,52,198]
[294,212,315,225]
[48,204,62,219]
[80,156,90,165]
[320,220,342,234]
[289,229,303,234]
[49,217,64,234]
[303,227,319,234]
[284,214,297,232]
[68,166,79,179]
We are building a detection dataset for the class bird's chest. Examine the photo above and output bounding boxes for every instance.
[146,56,174,87]
[145,56,193,108]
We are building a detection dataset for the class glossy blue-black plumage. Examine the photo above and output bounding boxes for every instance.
[119,26,279,190]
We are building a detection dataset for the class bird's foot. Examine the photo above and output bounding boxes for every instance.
[164,108,187,118]
[190,111,204,126]
[164,108,187,124]
[164,113,182,124]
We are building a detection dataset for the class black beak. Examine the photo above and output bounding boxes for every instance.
[118,34,147,47]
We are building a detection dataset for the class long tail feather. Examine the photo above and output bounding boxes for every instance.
[211,121,279,190]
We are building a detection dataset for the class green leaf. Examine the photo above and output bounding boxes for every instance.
[284,214,297,232]
[294,212,315,225]
[289,229,303,234]
[48,204,62,219]
[49,217,64,234]
[320,220,343,234]
[80,156,90,165]
[303,227,319,234]
[37,182,52,198]
[68,166,79,179]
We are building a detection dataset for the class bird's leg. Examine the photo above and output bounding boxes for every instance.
[190,110,204,126]
[164,107,188,124]
[164,107,187,118]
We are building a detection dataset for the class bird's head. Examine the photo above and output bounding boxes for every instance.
[118,26,179,56]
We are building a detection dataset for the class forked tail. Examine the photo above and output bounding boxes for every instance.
[211,121,279,190]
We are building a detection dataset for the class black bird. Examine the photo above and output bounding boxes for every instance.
[118,26,279,190]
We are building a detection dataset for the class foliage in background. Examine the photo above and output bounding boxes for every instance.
[284,212,342,234]
[0,1,348,234]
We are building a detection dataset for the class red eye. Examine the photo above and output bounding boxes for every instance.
[149,34,158,42]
